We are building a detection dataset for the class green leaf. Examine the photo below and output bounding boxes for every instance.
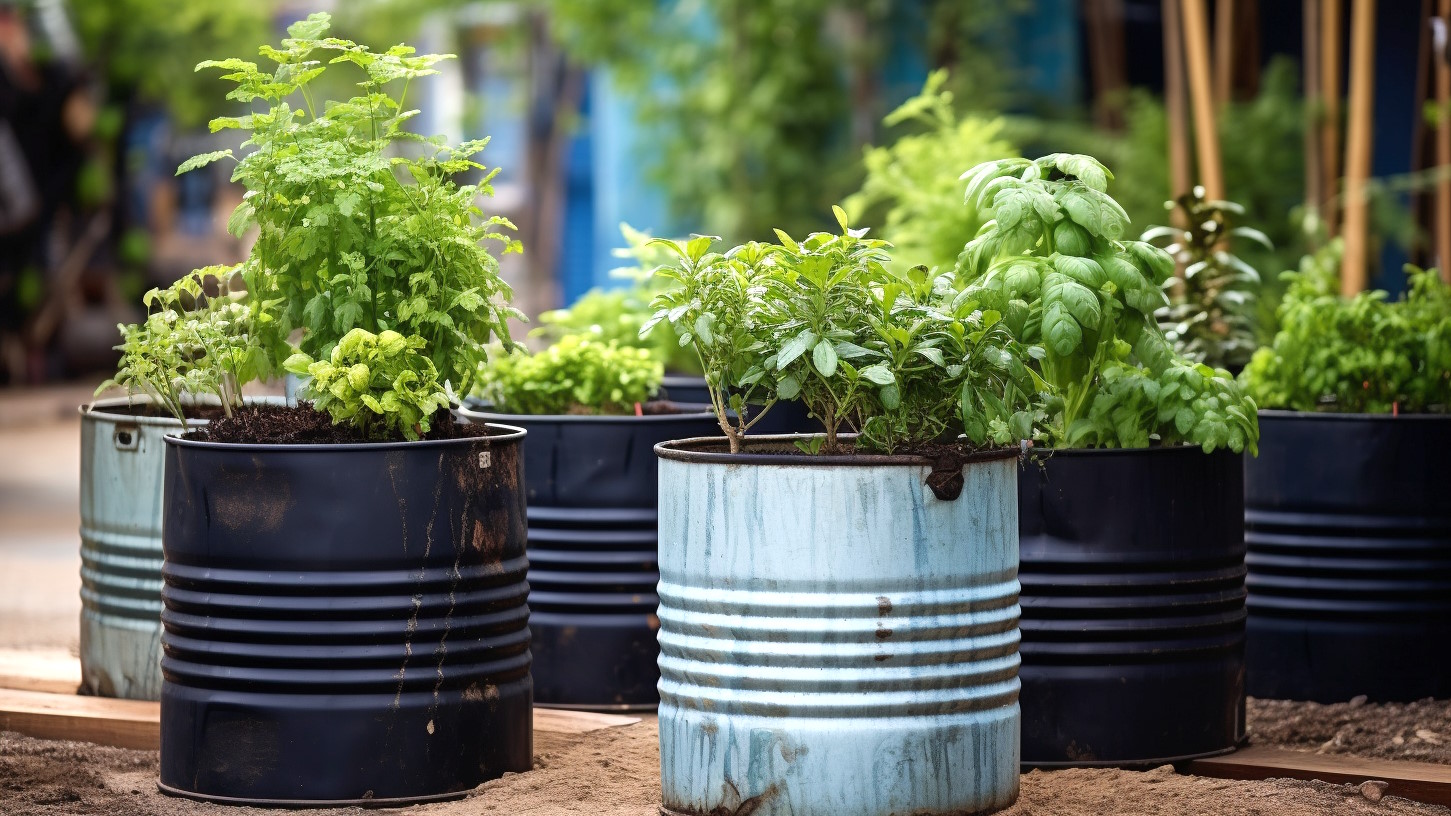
[812,339,839,377]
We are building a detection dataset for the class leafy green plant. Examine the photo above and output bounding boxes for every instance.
[1242,241,1451,414]
[647,207,1039,454]
[1142,187,1269,371]
[178,12,523,440]
[958,154,1259,453]
[284,328,450,441]
[533,225,699,373]
[474,334,663,416]
[844,69,1017,273]
[98,267,263,423]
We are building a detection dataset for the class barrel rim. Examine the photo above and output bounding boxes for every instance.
[1025,443,1242,460]
[83,396,209,429]
[1257,408,1451,422]
[458,404,717,426]
[655,434,1020,467]
[162,420,526,452]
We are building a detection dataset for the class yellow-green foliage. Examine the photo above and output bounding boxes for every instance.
[475,334,663,416]
[284,329,450,441]
[845,70,1017,273]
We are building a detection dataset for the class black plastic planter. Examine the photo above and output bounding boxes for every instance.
[1245,411,1451,703]
[459,407,718,710]
[1017,446,1247,767]
[158,425,532,806]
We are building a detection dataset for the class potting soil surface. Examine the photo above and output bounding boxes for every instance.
[1248,697,1451,765]
[4,700,1451,816]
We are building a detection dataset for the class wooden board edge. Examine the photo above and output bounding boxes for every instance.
[1187,746,1451,807]
[0,688,640,751]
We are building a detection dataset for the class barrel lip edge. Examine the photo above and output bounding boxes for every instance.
[458,405,717,427]
[161,420,527,451]
[654,434,1021,467]
[1257,408,1451,423]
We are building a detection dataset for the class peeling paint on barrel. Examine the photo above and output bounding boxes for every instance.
[655,438,1021,816]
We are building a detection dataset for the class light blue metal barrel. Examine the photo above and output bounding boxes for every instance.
[79,398,209,699]
[655,437,1022,816]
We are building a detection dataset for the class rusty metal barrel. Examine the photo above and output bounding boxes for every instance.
[655,437,1021,816]
[1246,411,1451,702]
[159,426,533,805]
[79,399,209,700]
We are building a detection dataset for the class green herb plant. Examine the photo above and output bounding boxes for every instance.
[99,266,264,423]
[1242,240,1451,414]
[179,12,523,440]
[1142,187,1269,371]
[647,207,1040,455]
[958,154,1259,453]
[474,334,663,416]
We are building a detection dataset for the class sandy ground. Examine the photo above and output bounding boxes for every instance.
[3,714,1451,816]
[2,383,1450,815]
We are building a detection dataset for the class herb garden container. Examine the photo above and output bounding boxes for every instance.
[458,404,717,710]
[79,398,211,700]
[1245,410,1451,702]
[1017,445,1246,767]
[656,436,1021,816]
[158,424,532,806]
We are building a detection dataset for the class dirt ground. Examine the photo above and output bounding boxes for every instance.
[4,701,1451,816]
[1249,697,1451,765]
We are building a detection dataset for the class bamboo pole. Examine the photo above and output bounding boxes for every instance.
[1341,0,1376,295]
[1304,0,1324,222]
[1215,0,1236,107]
[1181,0,1225,200]
[1165,0,1192,209]
[1436,0,1451,281]
[1322,0,1343,236]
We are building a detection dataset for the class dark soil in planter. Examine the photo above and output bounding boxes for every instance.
[194,403,496,444]
[6,719,1451,816]
[1247,697,1451,765]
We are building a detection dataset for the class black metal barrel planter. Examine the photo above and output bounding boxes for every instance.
[458,406,717,709]
[1017,446,1247,767]
[158,426,532,806]
[1245,411,1451,702]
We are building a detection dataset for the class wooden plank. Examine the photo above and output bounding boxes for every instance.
[0,688,639,751]
[1187,745,1451,807]
[533,707,642,734]
[0,688,159,750]
[0,649,81,695]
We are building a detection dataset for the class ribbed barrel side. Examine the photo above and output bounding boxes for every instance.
[159,431,532,805]
[1246,412,1451,702]
[657,448,1020,816]
[79,402,203,700]
[460,409,721,709]
[1018,447,1247,766]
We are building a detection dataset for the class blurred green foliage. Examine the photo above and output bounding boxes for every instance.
[844,69,1017,273]
[548,0,1023,243]
[475,333,663,415]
